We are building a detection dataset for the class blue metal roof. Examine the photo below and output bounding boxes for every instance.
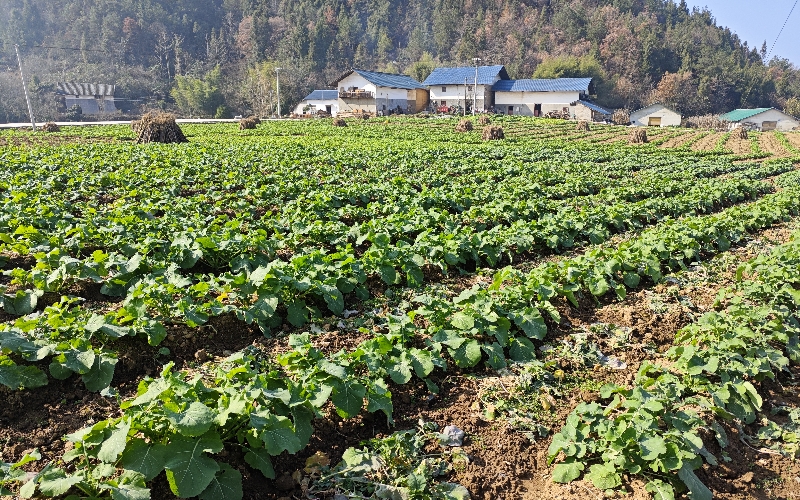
[423,65,509,86]
[302,90,338,101]
[349,69,426,90]
[577,100,611,115]
[493,78,593,93]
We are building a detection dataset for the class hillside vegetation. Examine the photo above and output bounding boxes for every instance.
[1,0,799,120]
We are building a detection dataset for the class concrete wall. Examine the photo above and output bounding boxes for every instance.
[65,96,117,114]
[294,99,339,115]
[736,109,799,131]
[429,84,493,111]
[630,105,681,127]
[494,91,581,116]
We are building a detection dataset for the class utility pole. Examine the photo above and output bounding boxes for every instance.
[275,67,282,118]
[472,57,481,116]
[15,45,36,131]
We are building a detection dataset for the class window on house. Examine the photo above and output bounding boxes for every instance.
[442,86,447,92]
[467,85,473,91]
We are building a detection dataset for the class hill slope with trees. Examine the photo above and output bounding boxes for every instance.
[1,0,799,121]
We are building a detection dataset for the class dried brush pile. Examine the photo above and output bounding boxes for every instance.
[478,115,491,126]
[455,119,474,132]
[131,112,188,144]
[332,118,347,127]
[612,109,631,125]
[733,127,748,140]
[239,116,260,130]
[482,125,505,140]
[575,120,590,132]
[41,122,60,132]
[685,114,729,131]
[628,128,648,144]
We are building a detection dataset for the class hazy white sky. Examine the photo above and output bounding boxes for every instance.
[687,1,800,64]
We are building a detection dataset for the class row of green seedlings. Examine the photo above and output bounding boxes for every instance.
[775,131,800,155]
[548,227,800,500]
[0,167,791,393]
[3,176,800,498]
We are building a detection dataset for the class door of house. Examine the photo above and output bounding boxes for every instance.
[762,121,777,131]
[648,116,662,127]
[507,106,514,115]
[326,105,332,115]
[534,104,541,117]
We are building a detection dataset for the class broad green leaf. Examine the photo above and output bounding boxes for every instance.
[64,349,96,375]
[166,402,216,437]
[2,289,41,316]
[388,357,413,384]
[552,460,584,483]
[244,447,275,479]
[121,440,167,481]
[450,339,482,368]
[107,470,150,500]
[378,265,398,284]
[586,463,621,490]
[82,355,118,392]
[482,342,507,370]
[163,434,223,498]
[450,312,475,330]
[409,349,435,378]
[286,300,308,327]
[0,359,48,389]
[37,468,84,496]
[255,413,302,455]
[638,435,667,461]
[320,286,344,315]
[331,380,367,418]
[98,418,132,463]
[645,480,675,500]
[511,307,547,340]
[198,463,242,500]
[406,266,424,288]
[677,465,712,500]
[509,338,537,362]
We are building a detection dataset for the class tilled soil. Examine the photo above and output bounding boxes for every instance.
[691,132,724,152]
[759,132,790,157]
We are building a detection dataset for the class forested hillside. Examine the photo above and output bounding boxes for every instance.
[1,0,799,121]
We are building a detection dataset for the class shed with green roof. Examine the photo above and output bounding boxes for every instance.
[721,108,799,131]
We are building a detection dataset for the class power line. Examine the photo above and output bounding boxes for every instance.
[765,0,798,62]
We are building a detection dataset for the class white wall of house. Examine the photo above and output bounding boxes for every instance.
[294,99,339,115]
[338,73,373,93]
[494,91,581,116]
[735,109,799,131]
[630,105,681,127]
[429,84,492,109]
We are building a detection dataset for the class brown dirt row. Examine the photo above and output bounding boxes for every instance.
[725,135,752,155]
[658,130,697,148]
[691,131,724,152]
[782,131,800,152]
[759,132,791,157]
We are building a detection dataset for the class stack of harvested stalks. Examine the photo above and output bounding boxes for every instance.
[455,119,473,132]
[131,112,188,144]
[733,127,748,139]
[239,116,260,130]
[628,128,648,144]
[478,115,491,126]
[482,125,505,140]
[684,114,728,131]
[612,109,630,126]
[41,122,60,132]
[575,120,590,132]
[332,118,347,127]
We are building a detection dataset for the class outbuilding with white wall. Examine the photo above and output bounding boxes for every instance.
[629,104,682,127]
[294,90,339,116]
[492,78,594,117]
[721,108,799,131]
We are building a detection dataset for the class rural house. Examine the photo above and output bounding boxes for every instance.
[492,78,594,117]
[423,65,510,113]
[629,104,682,127]
[56,82,117,115]
[294,90,339,116]
[721,108,800,131]
[333,69,429,115]
[572,100,612,122]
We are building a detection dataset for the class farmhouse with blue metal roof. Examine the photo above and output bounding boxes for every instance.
[423,65,510,113]
[493,77,596,117]
[333,69,429,115]
[294,90,340,116]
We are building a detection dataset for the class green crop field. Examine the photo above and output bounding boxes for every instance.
[2,116,800,500]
